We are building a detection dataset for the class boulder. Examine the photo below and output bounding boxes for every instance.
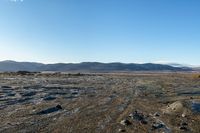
[162,101,186,114]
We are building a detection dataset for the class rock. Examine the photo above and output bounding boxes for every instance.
[129,110,148,124]
[179,121,189,131]
[181,113,186,118]
[154,112,160,117]
[118,129,126,132]
[180,126,188,131]
[36,104,63,115]
[152,122,164,129]
[162,101,184,114]
[120,119,132,126]
[56,104,62,109]
[129,110,144,121]
[129,113,134,118]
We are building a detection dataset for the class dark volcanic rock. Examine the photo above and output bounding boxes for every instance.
[129,110,148,124]
[179,121,189,131]
[152,122,164,130]
[180,125,189,131]
[36,105,63,115]
[151,119,169,131]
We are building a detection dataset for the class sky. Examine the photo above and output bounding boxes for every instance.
[0,0,200,65]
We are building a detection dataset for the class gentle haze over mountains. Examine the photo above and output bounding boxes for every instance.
[0,0,200,65]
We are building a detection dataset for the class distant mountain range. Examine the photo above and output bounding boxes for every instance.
[193,67,200,71]
[0,60,194,72]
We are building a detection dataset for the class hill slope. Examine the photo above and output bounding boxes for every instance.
[0,61,44,72]
[0,61,192,72]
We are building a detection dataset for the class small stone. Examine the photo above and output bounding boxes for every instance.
[132,110,144,121]
[129,110,150,125]
[120,119,132,126]
[56,104,62,109]
[182,113,186,118]
[152,122,164,129]
[118,129,126,132]
[154,112,160,117]
[129,113,134,118]
[180,126,188,131]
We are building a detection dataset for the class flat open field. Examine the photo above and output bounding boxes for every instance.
[0,72,200,133]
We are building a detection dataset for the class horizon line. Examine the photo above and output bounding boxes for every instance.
[0,60,199,67]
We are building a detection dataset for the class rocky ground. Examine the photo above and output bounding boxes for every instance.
[0,72,200,133]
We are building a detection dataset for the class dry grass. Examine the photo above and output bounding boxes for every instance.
[0,72,200,133]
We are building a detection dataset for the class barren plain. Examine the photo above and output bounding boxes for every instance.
[0,72,200,133]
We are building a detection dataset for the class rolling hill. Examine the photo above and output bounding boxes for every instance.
[0,60,192,72]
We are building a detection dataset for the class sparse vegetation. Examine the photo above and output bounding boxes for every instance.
[16,71,32,75]
[68,72,84,76]
[0,72,200,133]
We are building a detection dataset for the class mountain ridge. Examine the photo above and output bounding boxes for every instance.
[0,60,193,72]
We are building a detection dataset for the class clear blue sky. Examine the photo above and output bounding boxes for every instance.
[0,0,200,65]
